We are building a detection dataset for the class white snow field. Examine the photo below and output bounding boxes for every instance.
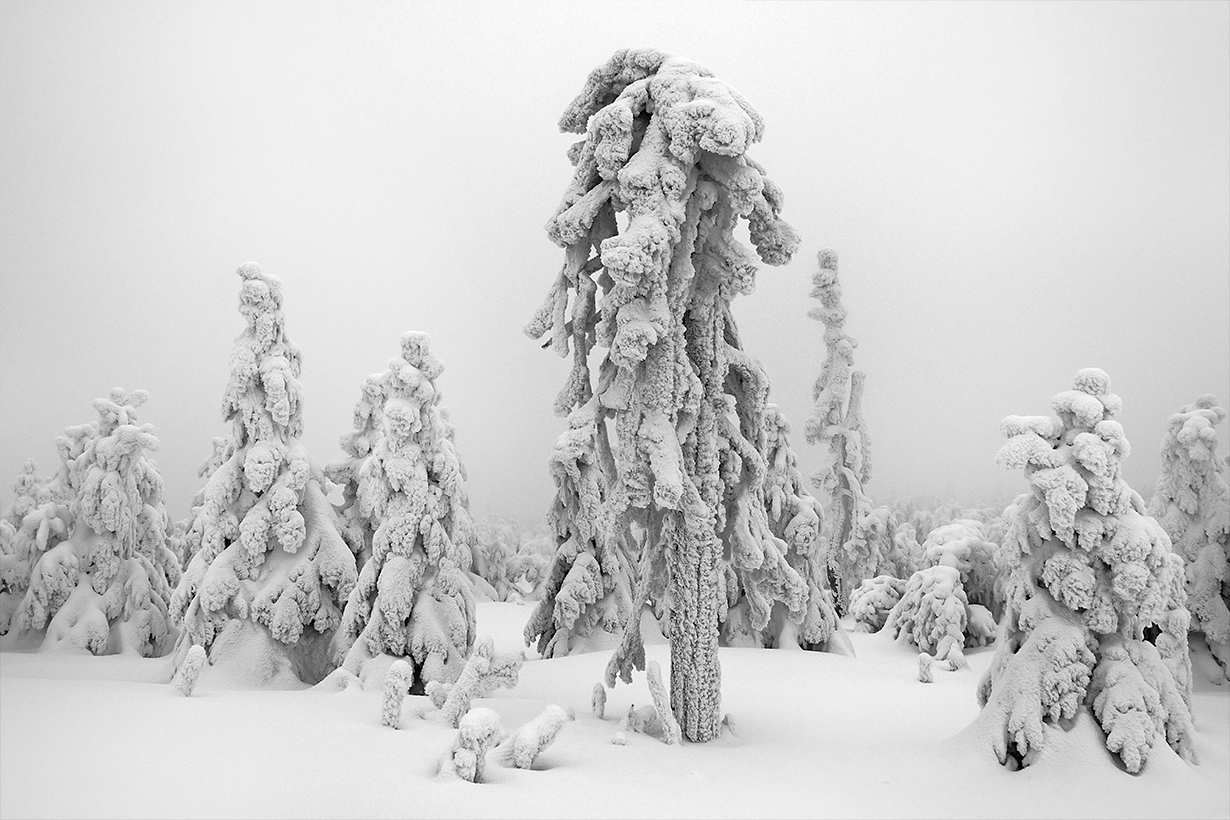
[2,602,1227,820]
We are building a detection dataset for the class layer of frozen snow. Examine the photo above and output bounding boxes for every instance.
[1,602,1227,819]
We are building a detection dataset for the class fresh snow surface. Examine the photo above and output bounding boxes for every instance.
[2,602,1228,819]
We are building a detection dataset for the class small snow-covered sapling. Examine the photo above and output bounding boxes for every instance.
[381,660,413,728]
[495,705,574,769]
[172,644,207,696]
[646,660,681,745]
[427,636,524,728]
[918,653,934,684]
[591,682,606,719]
[444,707,504,783]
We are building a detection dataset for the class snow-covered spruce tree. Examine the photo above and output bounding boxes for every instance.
[331,332,477,690]
[723,403,841,650]
[6,390,180,655]
[525,48,803,741]
[973,368,1194,773]
[920,519,1001,618]
[170,264,356,684]
[1148,395,1230,676]
[804,249,879,614]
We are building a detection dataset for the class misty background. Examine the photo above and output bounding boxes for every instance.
[2,1,1227,528]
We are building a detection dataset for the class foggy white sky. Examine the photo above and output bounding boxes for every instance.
[1,1,1227,526]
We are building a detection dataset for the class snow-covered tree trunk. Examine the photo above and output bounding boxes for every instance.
[330,332,477,689]
[526,48,802,742]
[1148,395,1230,676]
[170,264,356,684]
[804,250,877,613]
[974,368,1194,773]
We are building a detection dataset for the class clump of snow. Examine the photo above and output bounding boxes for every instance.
[171,644,206,696]
[440,707,503,783]
[381,659,413,728]
[495,704,573,769]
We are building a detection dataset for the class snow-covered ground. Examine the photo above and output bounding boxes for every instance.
[2,602,1227,819]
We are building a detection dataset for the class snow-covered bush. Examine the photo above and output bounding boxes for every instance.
[526,47,804,742]
[884,565,994,670]
[6,389,180,656]
[973,368,1194,773]
[1148,395,1230,676]
[442,707,504,783]
[330,332,477,690]
[495,705,573,769]
[426,635,524,728]
[805,250,883,613]
[381,659,414,728]
[170,263,357,684]
[920,519,1001,618]
[850,574,906,632]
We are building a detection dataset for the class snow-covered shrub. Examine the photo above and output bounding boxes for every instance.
[426,635,524,728]
[973,368,1194,773]
[329,332,477,690]
[849,574,906,632]
[920,519,1001,618]
[805,250,883,613]
[526,47,804,742]
[495,705,573,769]
[6,389,180,656]
[442,707,503,783]
[1148,395,1230,676]
[591,682,606,718]
[170,264,357,684]
[885,565,991,670]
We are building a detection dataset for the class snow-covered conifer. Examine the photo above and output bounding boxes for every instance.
[495,705,573,769]
[526,47,803,742]
[973,369,1194,773]
[170,264,357,683]
[7,390,180,656]
[1148,395,1230,675]
[805,250,879,613]
[2,459,42,531]
[591,681,607,718]
[884,565,992,669]
[330,332,477,688]
[920,519,1001,617]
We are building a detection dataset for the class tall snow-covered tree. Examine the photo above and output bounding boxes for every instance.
[4,389,179,656]
[525,48,804,741]
[1148,395,1230,676]
[973,368,1194,774]
[805,249,877,612]
[170,263,356,684]
[330,331,477,690]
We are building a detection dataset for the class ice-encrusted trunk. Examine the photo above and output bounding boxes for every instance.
[526,48,802,741]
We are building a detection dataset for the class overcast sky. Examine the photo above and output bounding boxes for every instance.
[1,1,1227,527]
